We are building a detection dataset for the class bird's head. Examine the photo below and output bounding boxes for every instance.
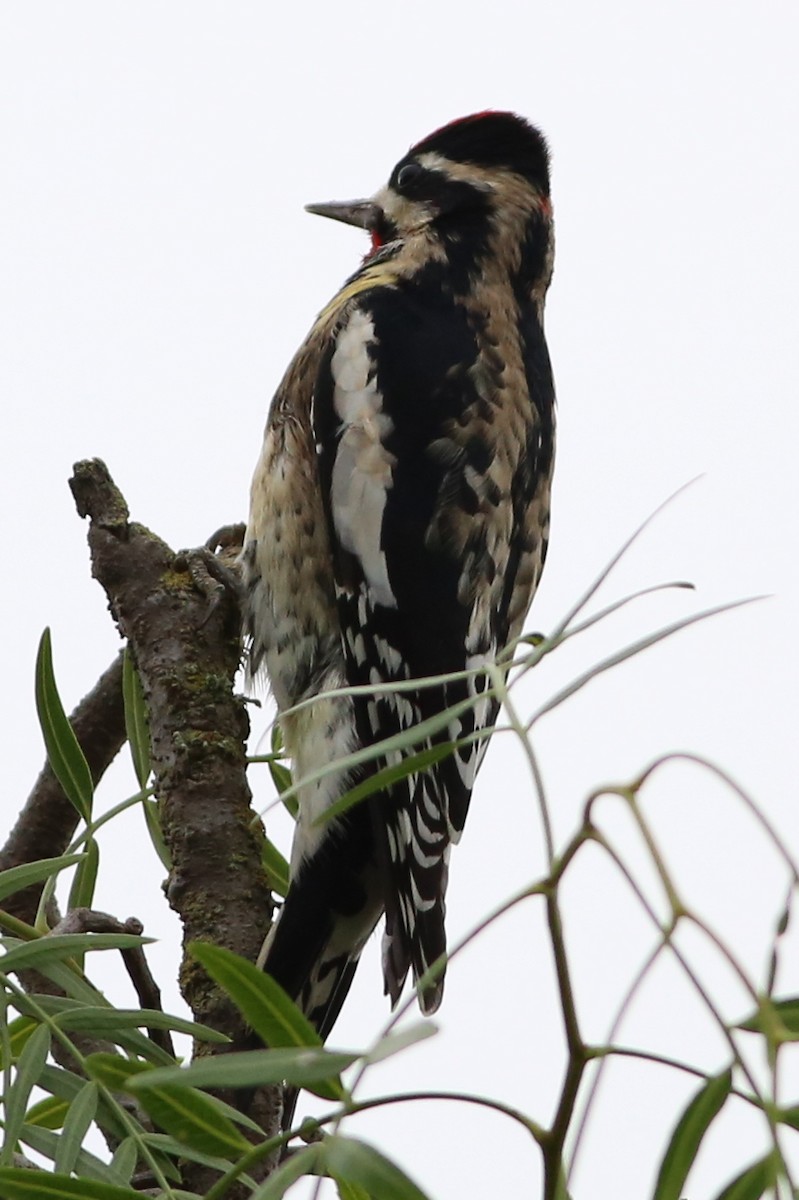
[306,111,553,293]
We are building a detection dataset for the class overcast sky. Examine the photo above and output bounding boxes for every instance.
[2,3,798,1196]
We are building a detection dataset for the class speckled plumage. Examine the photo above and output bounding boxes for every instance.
[242,111,556,1041]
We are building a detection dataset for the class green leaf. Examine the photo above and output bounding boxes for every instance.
[65,839,99,970]
[778,1104,799,1130]
[123,649,151,788]
[322,1138,431,1200]
[3,1025,51,1163]
[12,954,106,1008]
[67,836,99,914]
[0,1169,144,1199]
[34,629,94,821]
[38,1063,131,1143]
[0,1015,38,1067]
[316,742,460,826]
[738,996,799,1038]
[272,764,298,818]
[191,942,318,1047]
[141,1131,258,1178]
[269,723,298,816]
[531,599,757,726]
[250,1146,319,1199]
[85,1052,250,1158]
[365,1022,437,1065]
[131,1046,356,1091]
[262,836,290,898]
[712,1154,778,1200]
[0,932,150,974]
[21,1122,124,1182]
[10,994,183,1066]
[136,1083,251,1158]
[142,797,172,870]
[54,1081,98,1175]
[192,941,353,1102]
[85,1051,149,1090]
[334,1179,371,1200]
[190,942,344,1100]
[653,1069,732,1200]
[0,855,86,904]
[333,1176,369,1195]
[25,1095,69,1130]
[279,693,480,811]
[109,1138,138,1184]
[52,1003,228,1043]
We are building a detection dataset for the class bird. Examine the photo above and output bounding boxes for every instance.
[241,111,556,1045]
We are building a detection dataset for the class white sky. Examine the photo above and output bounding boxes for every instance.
[2,2,798,1197]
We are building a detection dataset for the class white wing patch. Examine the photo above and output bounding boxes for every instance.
[330,309,397,609]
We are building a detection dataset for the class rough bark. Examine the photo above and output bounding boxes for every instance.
[68,458,280,1189]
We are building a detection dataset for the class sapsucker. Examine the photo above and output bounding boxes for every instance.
[242,111,555,1042]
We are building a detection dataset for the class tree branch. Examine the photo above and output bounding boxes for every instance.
[69,458,280,1186]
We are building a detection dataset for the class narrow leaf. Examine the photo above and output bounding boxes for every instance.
[3,1025,51,1162]
[271,762,298,819]
[67,836,99,914]
[130,1046,356,1091]
[251,1146,319,1199]
[142,798,172,870]
[0,932,150,974]
[0,1169,143,1199]
[13,954,108,1008]
[141,1131,259,1177]
[53,1004,228,1042]
[84,1051,152,1090]
[279,693,479,810]
[322,1137,431,1200]
[25,1095,69,1130]
[34,629,94,821]
[778,1105,799,1130]
[334,1179,371,1200]
[12,994,182,1066]
[54,1081,98,1175]
[269,722,297,816]
[109,1138,138,1184]
[190,942,320,1048]
[713,1154,778,1200]
[0,1016,38,1067]
[39,1063,131,1144]
[192,943,347,1099]
[262,836,290,898]
[316,742,460,826]
[0,855,86,904]
[365,1022,438,1066]
[122,649,151,788]
[653,1069,732,1200]
[135,1085,250,1157]
[65,839,99,972]
[21,1121,126,1182]
[531,601,756,726]
[738,996,799,1036]
[85,1052,250,1157]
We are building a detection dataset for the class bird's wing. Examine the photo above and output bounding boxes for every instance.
[313,285,550,1010]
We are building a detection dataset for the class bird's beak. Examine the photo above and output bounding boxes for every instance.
[304,199,381,231]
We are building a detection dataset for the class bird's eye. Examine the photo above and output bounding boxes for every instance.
[396,162,424,192]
